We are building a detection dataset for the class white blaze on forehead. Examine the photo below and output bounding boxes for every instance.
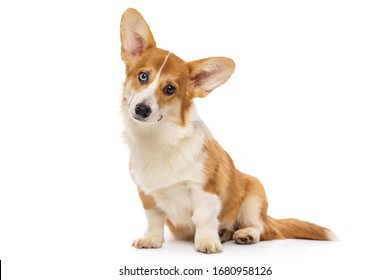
[142,52,171,97]
[128,52,171,121]
[157,52,171,80]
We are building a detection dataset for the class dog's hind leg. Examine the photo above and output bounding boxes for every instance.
[233,173,269,245]
[233,195,265,244]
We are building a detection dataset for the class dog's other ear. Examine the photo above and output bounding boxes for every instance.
[120,8,156,62]
[188,57,235,98]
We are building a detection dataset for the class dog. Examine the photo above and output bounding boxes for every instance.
[119,8,333,253]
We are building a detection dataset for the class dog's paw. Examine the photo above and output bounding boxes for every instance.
[132,237,164,249]
[195,238,222,254]
[233,228,259,245]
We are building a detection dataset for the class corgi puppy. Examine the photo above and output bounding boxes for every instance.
[120,8,333,253]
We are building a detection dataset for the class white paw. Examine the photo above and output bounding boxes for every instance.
[195,238,222,254]
[233,228,260,244]
[132,236,164,249]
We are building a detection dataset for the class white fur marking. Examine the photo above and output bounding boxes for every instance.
[234,196,264,243]
[144,208,166,238]
[191,186,222,253]
[326,230,338,241]
[128,117,210,192]
[151,183,194,227]
[237,196,263,228]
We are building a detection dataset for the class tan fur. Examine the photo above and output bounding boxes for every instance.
[166,220,194,241]
[120,8,156,62]
[137,188,156,210]
[262,217,332,241]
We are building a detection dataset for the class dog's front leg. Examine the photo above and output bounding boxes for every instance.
[132,189,165,249]
[191,187,222,253]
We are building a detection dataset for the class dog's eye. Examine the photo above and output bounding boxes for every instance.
[163,84,176,96]
[138,72,148,83]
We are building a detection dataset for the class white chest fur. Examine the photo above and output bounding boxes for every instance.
[125,115,211,192]
[124,110,214,226]
[151,183,194,226]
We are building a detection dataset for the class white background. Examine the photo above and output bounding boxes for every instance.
[1,0,389,279]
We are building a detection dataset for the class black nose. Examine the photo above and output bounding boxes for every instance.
[135,103,151,119]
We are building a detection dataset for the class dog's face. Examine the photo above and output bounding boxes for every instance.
[120,8,235,126]
[123,48,191,125]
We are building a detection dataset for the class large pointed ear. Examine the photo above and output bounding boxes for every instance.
[188,57,235,98]
[120,8,156,62]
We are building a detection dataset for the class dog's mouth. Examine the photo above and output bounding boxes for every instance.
[132,115,144,122]
[132,114,164,123]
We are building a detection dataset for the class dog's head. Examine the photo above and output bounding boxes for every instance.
[120,8,235,126]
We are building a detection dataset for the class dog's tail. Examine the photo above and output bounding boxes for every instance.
[262,216,334,241]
